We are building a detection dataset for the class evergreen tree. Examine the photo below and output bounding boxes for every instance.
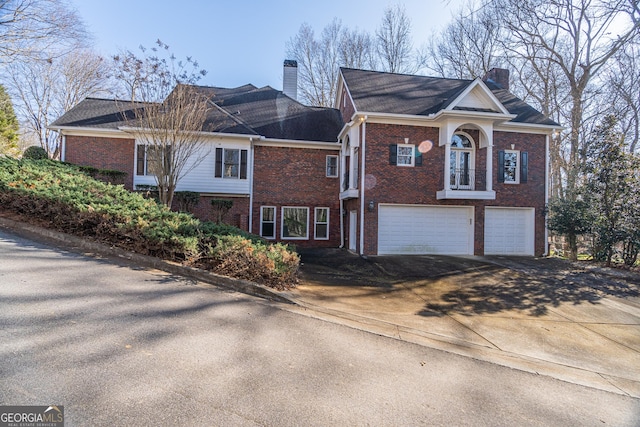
[0,85,19,155]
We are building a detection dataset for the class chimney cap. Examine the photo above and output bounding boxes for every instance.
[284,59,298,68]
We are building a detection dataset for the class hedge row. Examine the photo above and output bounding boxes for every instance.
[0,158,299,289]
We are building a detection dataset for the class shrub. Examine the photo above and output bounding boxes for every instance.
[211,199,233,224]
[0,158,299,288]
[174,191,200,213]
[202,235,299,290]
[22,146,48,160]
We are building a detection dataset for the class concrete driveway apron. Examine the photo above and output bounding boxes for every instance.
[289,250,640,398]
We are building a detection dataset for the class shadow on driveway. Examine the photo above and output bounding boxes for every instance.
[297,248,640,318]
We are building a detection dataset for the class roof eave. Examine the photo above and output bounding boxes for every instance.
[47,125,130,138]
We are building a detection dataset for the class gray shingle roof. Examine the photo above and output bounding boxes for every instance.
[51,84,344,143]
[341,68,559,126]
[50,98,149,129]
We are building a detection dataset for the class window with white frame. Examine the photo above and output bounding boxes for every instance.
[314,207,329,240]
[390,144,421,167]
[397,144,415,166]
[326,155,338,177]
[260,206,276,239]
[498,150,528,184]
[281,207,309,239]
[450,133,474,190]
[215,147,248,179]
[503,150,519,183]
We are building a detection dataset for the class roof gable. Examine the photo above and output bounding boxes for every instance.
[445,79,510,115]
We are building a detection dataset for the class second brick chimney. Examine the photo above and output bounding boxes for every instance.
[483,68,510,90]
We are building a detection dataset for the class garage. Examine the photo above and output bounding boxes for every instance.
[378,205,474,255]
[484,207,535,255]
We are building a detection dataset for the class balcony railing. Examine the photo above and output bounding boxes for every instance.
[450,168,475,190]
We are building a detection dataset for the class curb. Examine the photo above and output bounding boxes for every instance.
[0,215,296,305]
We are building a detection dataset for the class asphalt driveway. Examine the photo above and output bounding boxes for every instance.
[290,248,640,398]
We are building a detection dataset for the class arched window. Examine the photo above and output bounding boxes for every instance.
[450,133,475,190]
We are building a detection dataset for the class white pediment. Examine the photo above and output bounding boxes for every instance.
[446,79,510,115]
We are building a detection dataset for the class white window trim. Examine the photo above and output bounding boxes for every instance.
[260,206,276,239]
[281,206,309,240]
[503,149,520,184]
[397,144,415,167]
[326,155,339,178]
[314,207,330,240]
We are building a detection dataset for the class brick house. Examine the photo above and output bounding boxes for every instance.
[336,67,559,256]
[50,63,559,255]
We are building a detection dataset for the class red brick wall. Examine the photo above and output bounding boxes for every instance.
[339,87,356,122]
[252,145,341,247]
[184,195,250,230]
[65,135,135,190]
[492,131,547,256]
[360,123,547,256]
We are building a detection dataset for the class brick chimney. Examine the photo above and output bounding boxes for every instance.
[283,60,298,100]
[483,68,509,90]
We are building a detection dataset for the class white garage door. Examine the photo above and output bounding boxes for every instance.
[484,208,535,255]
[378,205,474,255]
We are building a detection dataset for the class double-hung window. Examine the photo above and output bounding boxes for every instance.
[326,155,338,177]
[389,144,422,167]
[314,207,329,240]
[215,148,248,179]
[498,150,528,184]
[260,206,276,239]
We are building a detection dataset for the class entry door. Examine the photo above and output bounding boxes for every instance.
[349,211,357,251]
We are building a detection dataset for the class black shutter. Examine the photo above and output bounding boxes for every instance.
[498,150,505,183]
[415,147,423,166]
[521,151,528,183]
[136,145,145,175]
[215,148,223,178]
[389,144,397,165]
[240,149,248,179]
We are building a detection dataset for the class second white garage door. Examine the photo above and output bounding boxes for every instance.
[378,205,474,255]
[484,207,535,255]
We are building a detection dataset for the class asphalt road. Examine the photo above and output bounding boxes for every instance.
[1,229,639,426]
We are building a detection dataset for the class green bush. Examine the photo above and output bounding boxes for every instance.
[22,146,48,160]
[0,158,299,288]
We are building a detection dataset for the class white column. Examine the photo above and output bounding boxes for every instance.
[485,139,493,192]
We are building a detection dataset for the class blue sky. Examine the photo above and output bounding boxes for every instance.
[72,0,464,90]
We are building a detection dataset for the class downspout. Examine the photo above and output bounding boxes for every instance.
[60,134,66,162]
[339,198,344,248]
[359,117,367,256]
[248,137,255,233]
[544,132,550,256]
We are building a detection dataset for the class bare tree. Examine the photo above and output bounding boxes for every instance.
[114,41,212,207]
[0,0,88,63]
[339,27,377,71]
[286,20,343,107]
[6,49,112,158]
[375,4,416,74]
[425,1,505,79]
[606,43,640,153]
[493,0,640,195]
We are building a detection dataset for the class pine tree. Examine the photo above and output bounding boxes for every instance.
[0,85,19,155]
